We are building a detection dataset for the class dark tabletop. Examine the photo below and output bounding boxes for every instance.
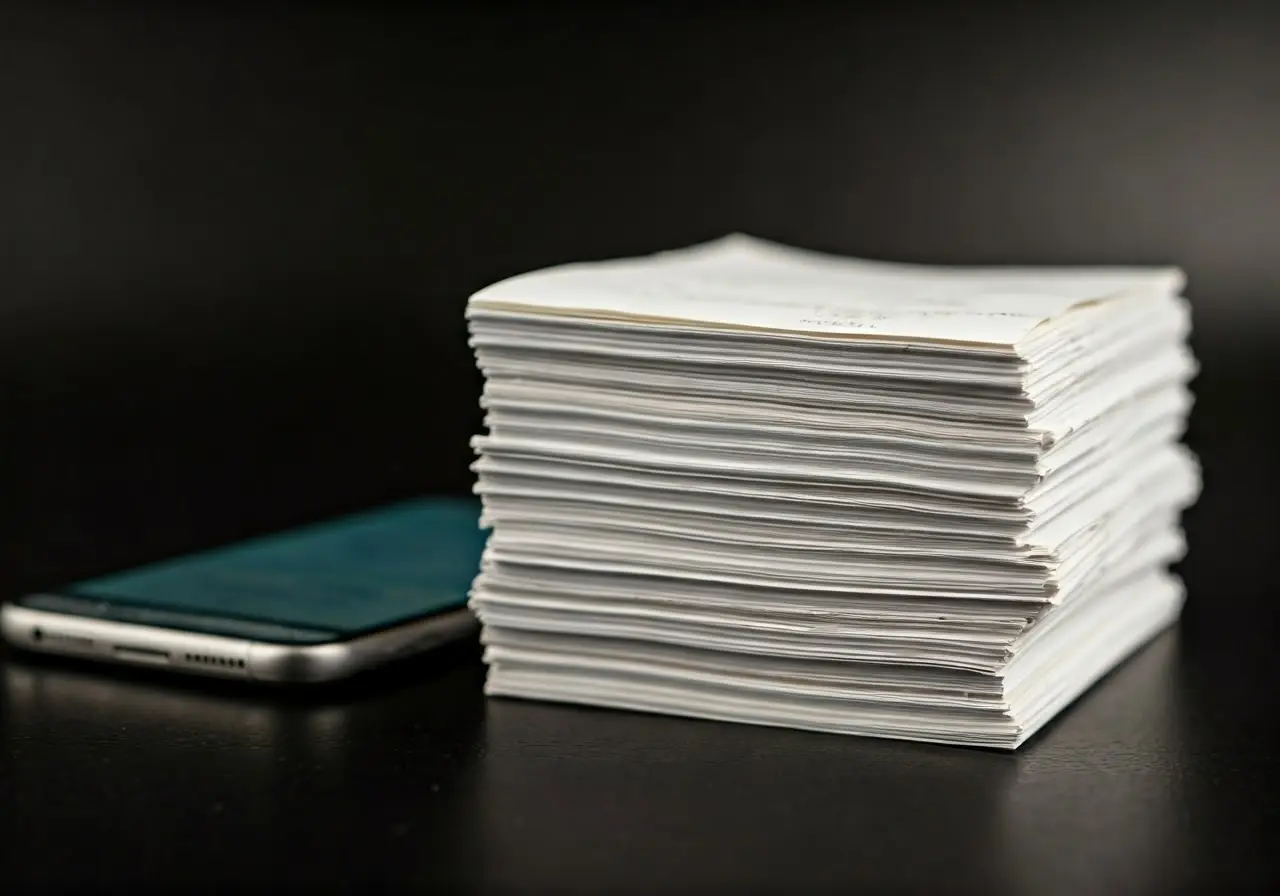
[3,346,1278,894]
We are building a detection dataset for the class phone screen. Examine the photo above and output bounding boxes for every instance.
[20,498,486,645]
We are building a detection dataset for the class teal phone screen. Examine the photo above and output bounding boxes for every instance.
[24,498,486,645]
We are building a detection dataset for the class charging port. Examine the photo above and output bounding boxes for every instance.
[112,645,171,664]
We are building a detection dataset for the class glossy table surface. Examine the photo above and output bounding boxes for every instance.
[3,350,1277,894]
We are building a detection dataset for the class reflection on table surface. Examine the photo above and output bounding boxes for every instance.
[0,645,488,889]
[473,629,1198,894]
[2,627,1260,892]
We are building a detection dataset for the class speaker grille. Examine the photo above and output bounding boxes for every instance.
[183,653,246,669]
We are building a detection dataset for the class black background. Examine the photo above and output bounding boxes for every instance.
[2,2,1279,891]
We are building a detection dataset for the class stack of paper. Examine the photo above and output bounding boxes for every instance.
[465,235,1199,749]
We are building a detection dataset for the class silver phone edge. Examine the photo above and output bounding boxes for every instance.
[0,601,478,684]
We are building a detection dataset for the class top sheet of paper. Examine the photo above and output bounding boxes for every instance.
[468,234,1185,346]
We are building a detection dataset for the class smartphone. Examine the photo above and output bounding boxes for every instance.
[1,497,486,684]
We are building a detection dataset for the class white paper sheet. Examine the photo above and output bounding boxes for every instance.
[469,234,1184,346]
